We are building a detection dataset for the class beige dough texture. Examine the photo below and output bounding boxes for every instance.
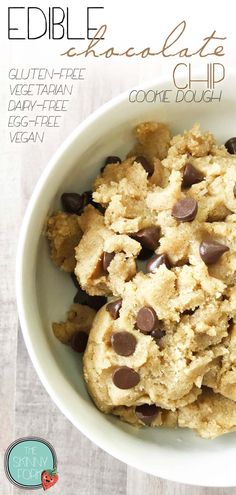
[46,122,236,439]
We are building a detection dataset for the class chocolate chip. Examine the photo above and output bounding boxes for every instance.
[73,286,91,305]
[146,253,171,273]
[88,296,107,311]
[81,190,92,205]
[76,190,93,210]
[73,286,107,310]
[136,307,160,334]
[182,163,204,188]
[225,137,236,154]
[181,308,196,316]
[71,331,88,353]
[135,404,159,425]
[175,259,190,267]
[61,190,104,215]
[112,366,140,389]
[95,204,106,214]
[135,156,154,176]
[102,252,116,272]
[71,272,80,289]
[61,192,84,214]
[151,328,165,343]
[106,156,122,164]
[172,197,198,222]
[233,184,236,198]
[199,239,229,265]
[83,190,105,214]
[228,318,234,332]
[111,331,137,356]
[101,156,122,172]
[106,299,122,319]
[137,247,153,260]
[132,227,161,251]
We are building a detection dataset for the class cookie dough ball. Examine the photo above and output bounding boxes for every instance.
[167,123,216,158]
[131,121,171,161]
[75,205,140,297]
[178,388,236,439]
[203,322,236,401]
[46,211,82,272]
[93,158,149,205]
[52,303,96,344]
[112,404,178,428]
[83,261,231,419]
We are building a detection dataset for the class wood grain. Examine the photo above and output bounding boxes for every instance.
[1,64,236,495]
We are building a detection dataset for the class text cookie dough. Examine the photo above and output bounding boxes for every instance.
[46,124,236,439]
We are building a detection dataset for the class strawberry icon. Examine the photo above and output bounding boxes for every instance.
[41,469,58,491]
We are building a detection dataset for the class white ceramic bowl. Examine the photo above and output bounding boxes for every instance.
[16,74,236,487]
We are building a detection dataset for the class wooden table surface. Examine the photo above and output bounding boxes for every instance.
[1,61,236,495]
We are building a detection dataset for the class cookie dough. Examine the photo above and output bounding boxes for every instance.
[178,388,236,439]
[46,121,236,438]
[74,205,140,296]
[46,211,82,272]
[52,303,96,344]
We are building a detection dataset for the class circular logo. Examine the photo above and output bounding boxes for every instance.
[4,437,58,490]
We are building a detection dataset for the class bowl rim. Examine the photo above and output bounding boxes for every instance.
[16,73,236,487]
